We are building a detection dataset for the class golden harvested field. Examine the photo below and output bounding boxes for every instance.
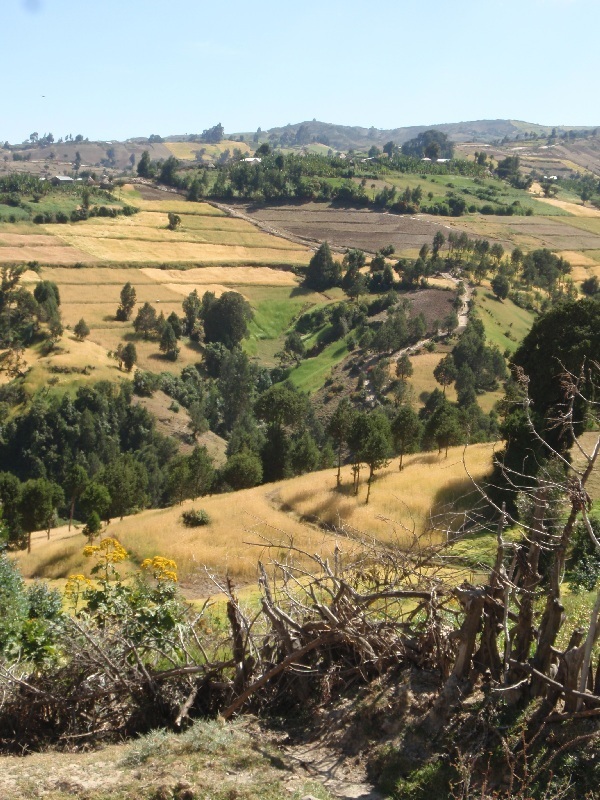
[536,197,600,217]
[0,243,95,264]
[55,213,303,250]
[164,141,252,161]
[403,349,458,404]
[141,266,299,286]
[0,231,58,246]
[46,233,309,264]
[16,443,496,585]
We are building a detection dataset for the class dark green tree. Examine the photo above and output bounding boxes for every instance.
[133,302,158,339]
[64,464,89,531]
[327,398,353,487]
[203,291,253,349]
[19,478,64,552]
[290,431,321,476]
[491,272,510,302]
[221,448,263,490]
[137,150,152,178]
[79,482,111,524]
[116,282,137,321]
[395,354,413,382]
[159,322,179,361]
[187,446,214,499]
[391,405,421,470]
[433,354,457,395]
[304,242,341,291]
[73,318,90,341]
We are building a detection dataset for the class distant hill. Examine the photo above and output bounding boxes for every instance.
[232,119,599,150]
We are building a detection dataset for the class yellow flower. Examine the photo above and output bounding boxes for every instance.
[84,537,128,564]
[141,555,178,582]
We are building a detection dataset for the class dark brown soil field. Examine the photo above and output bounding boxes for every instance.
[242,203,490,255]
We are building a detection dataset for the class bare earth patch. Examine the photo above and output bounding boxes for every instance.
[536,197,600,217]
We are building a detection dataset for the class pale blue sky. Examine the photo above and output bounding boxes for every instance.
[1,0,598,143]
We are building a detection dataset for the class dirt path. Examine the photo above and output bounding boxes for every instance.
[361,275,472,404]
[283,742,384,799]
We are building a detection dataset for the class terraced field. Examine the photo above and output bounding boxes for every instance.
[0,185,310,267]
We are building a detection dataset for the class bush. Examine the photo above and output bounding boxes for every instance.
[181,509,211,527]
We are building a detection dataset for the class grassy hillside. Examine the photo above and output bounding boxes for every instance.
[15,443,496,587]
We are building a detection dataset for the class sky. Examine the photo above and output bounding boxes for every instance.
[1,0,598,143]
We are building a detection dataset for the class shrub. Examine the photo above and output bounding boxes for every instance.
[181,508,211,527]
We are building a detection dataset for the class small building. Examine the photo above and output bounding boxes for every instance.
[241,157,262,163]
[51,175,74,185]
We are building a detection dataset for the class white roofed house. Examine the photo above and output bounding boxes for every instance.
[51,175,74,185]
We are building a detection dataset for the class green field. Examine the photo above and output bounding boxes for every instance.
[380,172,570,216]
[288,338,350,393]
[473,287,536,354]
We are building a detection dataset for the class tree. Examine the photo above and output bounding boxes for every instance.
[201,123,224,144]
[188,400,209,439]
[491,272,510,302]
[73,318,90,341]
[255,383,308,430]
[159,322,179,361]
[83,511,102,541]
[116,282,137,321]
[133,302,158,339]
[167,311,182,338]
[349,411,392,503]
[391,405,421,470]
[203,291,253,350]
[64,464,89,531]
[221,448,263,490]
[327,398,353,487]
[426,402,462,457]
[116,342,137,372]
[182,289,203,337]
[433,354,457,395]
[581,276,599,296]
[19,478,64,552]
[137,150,152,178]
[167,212,181,230]
[395,354,413,382]
[304,242,341,291]
[507,297,600,460]
[0,472,22,547]
[166,456,191,505]
[187,446,214,499]
[100,455,148,520]
[281,331,306,364]
[432,231,445,258]
[79,482,111,525]
[290,431,321,476]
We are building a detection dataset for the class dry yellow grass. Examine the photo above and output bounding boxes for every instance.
[27,266,157,286]
[558,250,598,266]
[16,486,344,583]
[0,232,58,246]
[536,197,600,217]
[0,244,95,264]
[120,187,225,216]
[15,443,496,585]
[404,350,458,404]
[45,235,309,264]
[18,334,125,396]
[164,141,252,161]
[55,219,300,250]
[277,443,496,546]
[141,266,299,286]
